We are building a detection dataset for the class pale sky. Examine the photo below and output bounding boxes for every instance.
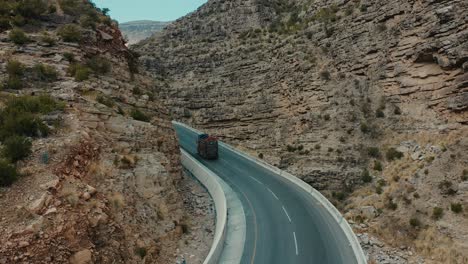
[92,0,207,23]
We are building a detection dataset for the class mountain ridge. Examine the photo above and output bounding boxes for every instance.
[120,20,171,45]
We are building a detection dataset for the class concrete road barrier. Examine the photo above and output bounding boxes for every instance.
[180,149,227,264]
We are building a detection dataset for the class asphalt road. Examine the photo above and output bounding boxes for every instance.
[174,124,359,264]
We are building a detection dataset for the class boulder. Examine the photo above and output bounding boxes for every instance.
[70,249,92,264]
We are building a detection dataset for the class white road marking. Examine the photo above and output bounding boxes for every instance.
[293,232,299,255]
[282,206,292,222]
[249,176,263,185]
[267,188,279,200]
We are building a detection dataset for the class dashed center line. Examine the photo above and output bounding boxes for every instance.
[267,188,279,200]
[249,176,263,185]
[293,232,299,255]
[282,206,292,222]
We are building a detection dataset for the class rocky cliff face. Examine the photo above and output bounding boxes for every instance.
[136,0,468,262]
[120,20,170,45]
[0,1,212,263]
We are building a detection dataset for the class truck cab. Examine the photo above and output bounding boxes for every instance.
[197,134,218,160]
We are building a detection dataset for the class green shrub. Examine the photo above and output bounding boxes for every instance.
[377,179,386,187]
[258,153,264,159]
[367,147,381,158]
[313,6,338,24]
[361,169,372,183]
[451,203,462,214]
[58,24,82,42]
[79,14,98,29]
[286,145,296,152]
[96,95,114,108]
[9,28,29,45]
[0,111,49,140]
[386,199,397,210]
[48,4,57,14]
[345,5,354,16]
[134,247,147,259]
[59,0,99,17]
[2,135,32,162]
[33,63,58,81]
[373,160,383,171]
[6,60,25,76]
[360,122,370,133]
[4,60,25,89]
[68,64,91,81]
[0,160,18,187]
[0,95,64,140]
[86,56,111,75]
[376,185,383,194]
[133,87,142,95]
[16,0,47,18]
[320,70,331,80]
[409,217,421,227]
[323,114,330,121]
[4,75,23,90]
[386,148,403,161]
[438,180,457,195]
[376,23,387,32]
[332,191,346,201]
[376,109,385,118]
[314,144,321,150]
[131,109,150,122]
[3,95,64,114]
[394,106,402,115]
[63,52,75,62]
[432,207,443,220]
[41,32,56,46]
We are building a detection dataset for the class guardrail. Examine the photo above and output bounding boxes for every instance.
[180,149,227,264]
[173,121,366,264]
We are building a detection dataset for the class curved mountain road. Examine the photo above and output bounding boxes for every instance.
[174,124,361,264]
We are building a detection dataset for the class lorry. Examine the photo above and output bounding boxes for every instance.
[197,134,218,159]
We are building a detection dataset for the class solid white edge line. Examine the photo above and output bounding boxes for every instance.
[282,206,292,223]
[293,232,299,256]
[267,188,279,200]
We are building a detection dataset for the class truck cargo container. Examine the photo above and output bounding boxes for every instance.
[197,134,218,159]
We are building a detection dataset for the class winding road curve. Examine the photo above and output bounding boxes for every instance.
[174,123,362,264]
